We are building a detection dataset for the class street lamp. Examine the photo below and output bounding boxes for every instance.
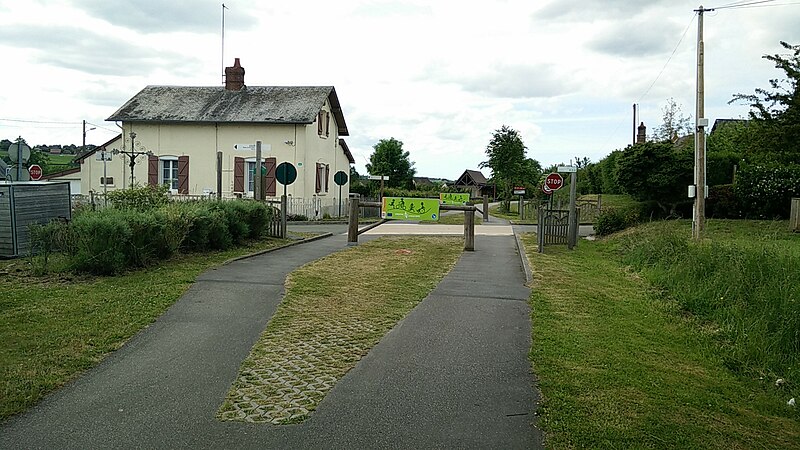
[112,132,153,188]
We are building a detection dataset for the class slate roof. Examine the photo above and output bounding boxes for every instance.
[455,169,488,186]
[107,85,348,136]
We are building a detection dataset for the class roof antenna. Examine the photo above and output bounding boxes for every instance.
[221,3,228,85]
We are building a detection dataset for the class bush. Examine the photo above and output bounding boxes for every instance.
[706,184,740,219]
[107,184,169,211]
[69,211,132,275]
[595,206,642,236]
[213,201,250,244]
[735,163,800,219]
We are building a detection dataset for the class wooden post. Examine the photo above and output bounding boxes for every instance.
[537,207,544,253]
[464,203,475,251]
[280,195,287,238]
[791,198,800,232]
[216,151,222,200]
[348,197,360,245]
[483,195,489,221]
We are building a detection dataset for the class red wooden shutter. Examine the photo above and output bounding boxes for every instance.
[324,164,330,192]
[265,157,277,197]
[315,163,322,193]
[177,156,189,194]
[234,157,245,193]
[317,112,324,135]
[148,155,159,186]
[325,113,330,136]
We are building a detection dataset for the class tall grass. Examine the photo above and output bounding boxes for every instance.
[613,221,800,389]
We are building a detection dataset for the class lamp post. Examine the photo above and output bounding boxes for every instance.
[112,132,153,188]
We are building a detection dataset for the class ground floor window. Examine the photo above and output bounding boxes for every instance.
[162,159,178,190]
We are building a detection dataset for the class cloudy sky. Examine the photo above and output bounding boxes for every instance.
[1,0,798,180]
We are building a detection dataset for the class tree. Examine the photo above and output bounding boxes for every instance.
[365,138,416,189]
[651,98,692,142]
[615,141,693,216]
[480,125,538,210]
[731,41,800,164]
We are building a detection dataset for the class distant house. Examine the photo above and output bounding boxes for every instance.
[412,177,434,188]
[454,169,492,198]
[74,58,354,215]
[711,118,749,134]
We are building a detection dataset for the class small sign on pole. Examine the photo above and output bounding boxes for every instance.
[557,165,577,173]
[513,186,526,195]
[28,164,43,181]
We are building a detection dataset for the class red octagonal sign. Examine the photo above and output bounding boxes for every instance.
[542,173,563,195]
[28,164,43,181]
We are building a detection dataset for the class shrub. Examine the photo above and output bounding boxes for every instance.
[213,201,250,244]
[735,163,800,219]
[706,184,740,219]
[69,211,132,275]
[287,213,308,221]
[107,184,169,211]
[595,206,642,236]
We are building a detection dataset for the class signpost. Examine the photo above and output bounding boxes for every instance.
[382,197,440,221]
[368,175,389,199]
[334,170,348,217]
[234,143,257,151]
[275,162,297,239]
[28,164,42,181]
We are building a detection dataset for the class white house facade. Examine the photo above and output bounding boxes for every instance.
[74,59,354,216]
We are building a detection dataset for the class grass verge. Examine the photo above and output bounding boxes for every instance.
[217,236,462,424]
[521,228,800,448]
[0,235,300,421]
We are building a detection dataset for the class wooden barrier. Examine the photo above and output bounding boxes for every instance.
[791,197,799,232]
[347,199,477,251]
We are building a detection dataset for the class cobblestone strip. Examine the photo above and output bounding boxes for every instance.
[217,236,461,424]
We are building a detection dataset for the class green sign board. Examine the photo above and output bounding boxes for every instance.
[440,192,470,205]
[382,197,440,221]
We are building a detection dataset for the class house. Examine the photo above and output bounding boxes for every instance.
[75,58,354,215]
[454,169,493,198]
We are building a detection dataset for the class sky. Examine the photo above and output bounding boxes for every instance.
[1,0,799,180]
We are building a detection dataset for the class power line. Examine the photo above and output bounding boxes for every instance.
[710,0,777,9]
[636,13,696,104]
[0,117,82,125]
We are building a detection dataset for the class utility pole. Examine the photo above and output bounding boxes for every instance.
[693,5,712,240]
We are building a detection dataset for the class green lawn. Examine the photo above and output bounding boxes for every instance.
[522,221,800,448]
[0,235,301,420]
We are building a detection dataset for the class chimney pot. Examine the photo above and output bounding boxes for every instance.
[225,58,245,91]
[636,122,647,144]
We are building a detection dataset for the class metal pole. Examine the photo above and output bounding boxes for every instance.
[103,150,108,206]
[216,151,223,200]
[16,136,22,182]
[255,141,262,201]
[281,195,287,239]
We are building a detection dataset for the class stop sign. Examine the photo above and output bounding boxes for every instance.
[28,164,43,181]
[542,173,563,195]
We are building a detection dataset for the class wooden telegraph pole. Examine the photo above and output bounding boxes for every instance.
[693,5,712,239]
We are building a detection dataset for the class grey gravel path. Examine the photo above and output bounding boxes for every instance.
[1,231,541,449]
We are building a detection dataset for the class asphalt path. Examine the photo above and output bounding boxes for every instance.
[2,227,542,449]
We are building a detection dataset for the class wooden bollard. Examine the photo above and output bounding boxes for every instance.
[464,203,475,251]
[347,197,359,245]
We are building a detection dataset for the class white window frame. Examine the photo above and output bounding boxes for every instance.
[160,157,179,193]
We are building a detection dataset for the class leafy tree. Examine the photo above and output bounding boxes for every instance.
[730,41,800,164]
[480,125,540,210]
[651,97,692,142]
[615,141,693,216]
[366,137,416,189]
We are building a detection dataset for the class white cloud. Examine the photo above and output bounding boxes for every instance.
[0,0,798,178]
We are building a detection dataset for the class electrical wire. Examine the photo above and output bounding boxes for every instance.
[636,14,696,104]
[0,117,81,125]
[710,0,778,9]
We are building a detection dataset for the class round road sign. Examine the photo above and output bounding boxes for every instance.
[275,162,297,185]
[543,173,564,194]
[28,164,43,180]
[333,171,348,186]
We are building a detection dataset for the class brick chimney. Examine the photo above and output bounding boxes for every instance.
[636,122,647,144]
[225,58,245,91]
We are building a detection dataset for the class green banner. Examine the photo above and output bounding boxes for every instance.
[382,197,440,221]
[440,192,470,205]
